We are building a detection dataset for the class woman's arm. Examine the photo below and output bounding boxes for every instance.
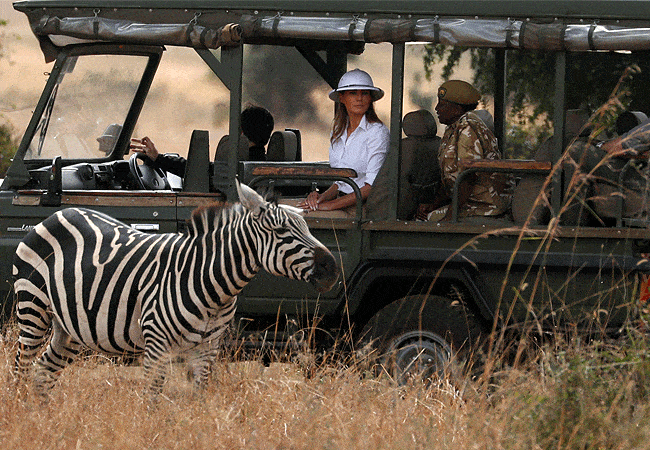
[317,183,372,211]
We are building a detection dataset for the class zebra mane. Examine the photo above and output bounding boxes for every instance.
[185,187,290,237]
[187,200,241,236]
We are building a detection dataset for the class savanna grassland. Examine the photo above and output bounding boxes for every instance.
[2,319,650,450]
[3,5,650,450]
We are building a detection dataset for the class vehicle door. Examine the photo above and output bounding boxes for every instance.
[0,44,178,308]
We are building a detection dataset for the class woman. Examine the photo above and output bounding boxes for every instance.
[298,69,389,214]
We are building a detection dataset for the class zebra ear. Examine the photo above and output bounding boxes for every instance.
[237,181,267,215]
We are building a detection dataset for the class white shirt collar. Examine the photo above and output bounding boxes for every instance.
[356,114,369,131]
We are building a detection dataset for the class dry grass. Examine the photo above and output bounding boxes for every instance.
[2,320,650,450]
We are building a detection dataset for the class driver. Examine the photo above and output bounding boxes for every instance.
[130,105,274,177]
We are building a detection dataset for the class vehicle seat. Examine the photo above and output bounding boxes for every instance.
[511,109,592,226]
[511,144,553,225]
[366,109,441,220]
[616,110,648,136]
[214,134,251,162]
[267,130,299,161]
[183,130,210,193]
[578,111,650,226]
[472,109,495,134]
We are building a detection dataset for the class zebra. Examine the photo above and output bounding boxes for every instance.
[12,182,339,395]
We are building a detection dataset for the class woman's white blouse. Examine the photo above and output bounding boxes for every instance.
[329,115,390,194]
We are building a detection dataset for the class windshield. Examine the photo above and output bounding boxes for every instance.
[26,53,149,160]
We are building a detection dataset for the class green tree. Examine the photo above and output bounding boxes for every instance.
[0,121,18,177]
[423,45,650,155]
[0,18,19,177]
[425,45,650,120]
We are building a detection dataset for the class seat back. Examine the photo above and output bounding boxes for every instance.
[472,109,495,134]
[183,130,210,193]
[285,128,302,161]
[267,130,298,161]
[366,110,441,220]
[214,134,251,162]
[616,110,648,135]
[511,110,591,226]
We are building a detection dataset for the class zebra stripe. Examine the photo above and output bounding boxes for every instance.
[13,183,338,395]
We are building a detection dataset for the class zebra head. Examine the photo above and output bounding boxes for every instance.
[237,182,339,292]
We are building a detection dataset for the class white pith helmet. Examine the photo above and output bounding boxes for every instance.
[328,69,384,102]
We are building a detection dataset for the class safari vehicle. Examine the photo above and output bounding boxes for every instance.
[3,0,650,379]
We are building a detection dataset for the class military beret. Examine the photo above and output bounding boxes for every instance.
[437,80,481,106]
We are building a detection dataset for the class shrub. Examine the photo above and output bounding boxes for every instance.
[0,122,18,177]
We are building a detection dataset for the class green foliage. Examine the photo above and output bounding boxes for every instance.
[423,45,650,127]
[528,337,650,449]
[0,122,19,177]
[486,324,650,450]
[409,73,434,111]
[505,123,552,160]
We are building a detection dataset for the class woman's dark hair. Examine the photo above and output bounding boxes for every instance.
[331,98,382,143]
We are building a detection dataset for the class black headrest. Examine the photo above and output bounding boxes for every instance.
[617,111,649,136]
[402,110,437,138]
[471,110,495,134]
[267,131,298,161]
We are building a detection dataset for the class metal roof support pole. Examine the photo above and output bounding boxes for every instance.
[326,47,348,84]
[325,47,348,119]
[196,46,242,199]
[551,51,567,216]
[494,49,507,154]
[297,46,347,89]
[387,42,405,221]
[222,45,243,201]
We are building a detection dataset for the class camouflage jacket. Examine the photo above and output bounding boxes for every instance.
[439,111,509,217]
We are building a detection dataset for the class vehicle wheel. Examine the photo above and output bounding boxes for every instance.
[128,152,170,190]
[361,294,485,385]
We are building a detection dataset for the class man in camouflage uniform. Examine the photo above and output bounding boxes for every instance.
[417,80,509,221]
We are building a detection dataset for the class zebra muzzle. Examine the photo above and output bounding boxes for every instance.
[310,246,339,292]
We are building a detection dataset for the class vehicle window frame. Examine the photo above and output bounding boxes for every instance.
[8,44,163,179]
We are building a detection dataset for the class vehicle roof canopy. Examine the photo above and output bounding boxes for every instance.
[13,0,650,62]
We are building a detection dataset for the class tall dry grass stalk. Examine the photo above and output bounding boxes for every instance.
[3,320,650,450]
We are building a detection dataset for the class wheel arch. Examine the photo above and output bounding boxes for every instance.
[343,261,496,333]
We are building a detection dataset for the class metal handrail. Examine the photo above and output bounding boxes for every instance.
[451,161,552,222]
[248,171,363,220]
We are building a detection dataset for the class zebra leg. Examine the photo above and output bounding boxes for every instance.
[14,292,53,379]
[33,319,82,393]
[187,344,218,389]
[142,338,171,397]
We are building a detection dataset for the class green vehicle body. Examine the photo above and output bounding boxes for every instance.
[3,0,650,371]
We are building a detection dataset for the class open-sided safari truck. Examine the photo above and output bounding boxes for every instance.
[4,0,650,380]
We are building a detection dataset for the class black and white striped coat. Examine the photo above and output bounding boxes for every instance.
[13,183,338,394]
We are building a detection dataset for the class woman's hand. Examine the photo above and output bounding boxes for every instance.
[130,136,159,161]
[298,190,322,211]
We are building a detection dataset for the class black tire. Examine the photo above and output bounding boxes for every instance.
[361,294,485,384]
